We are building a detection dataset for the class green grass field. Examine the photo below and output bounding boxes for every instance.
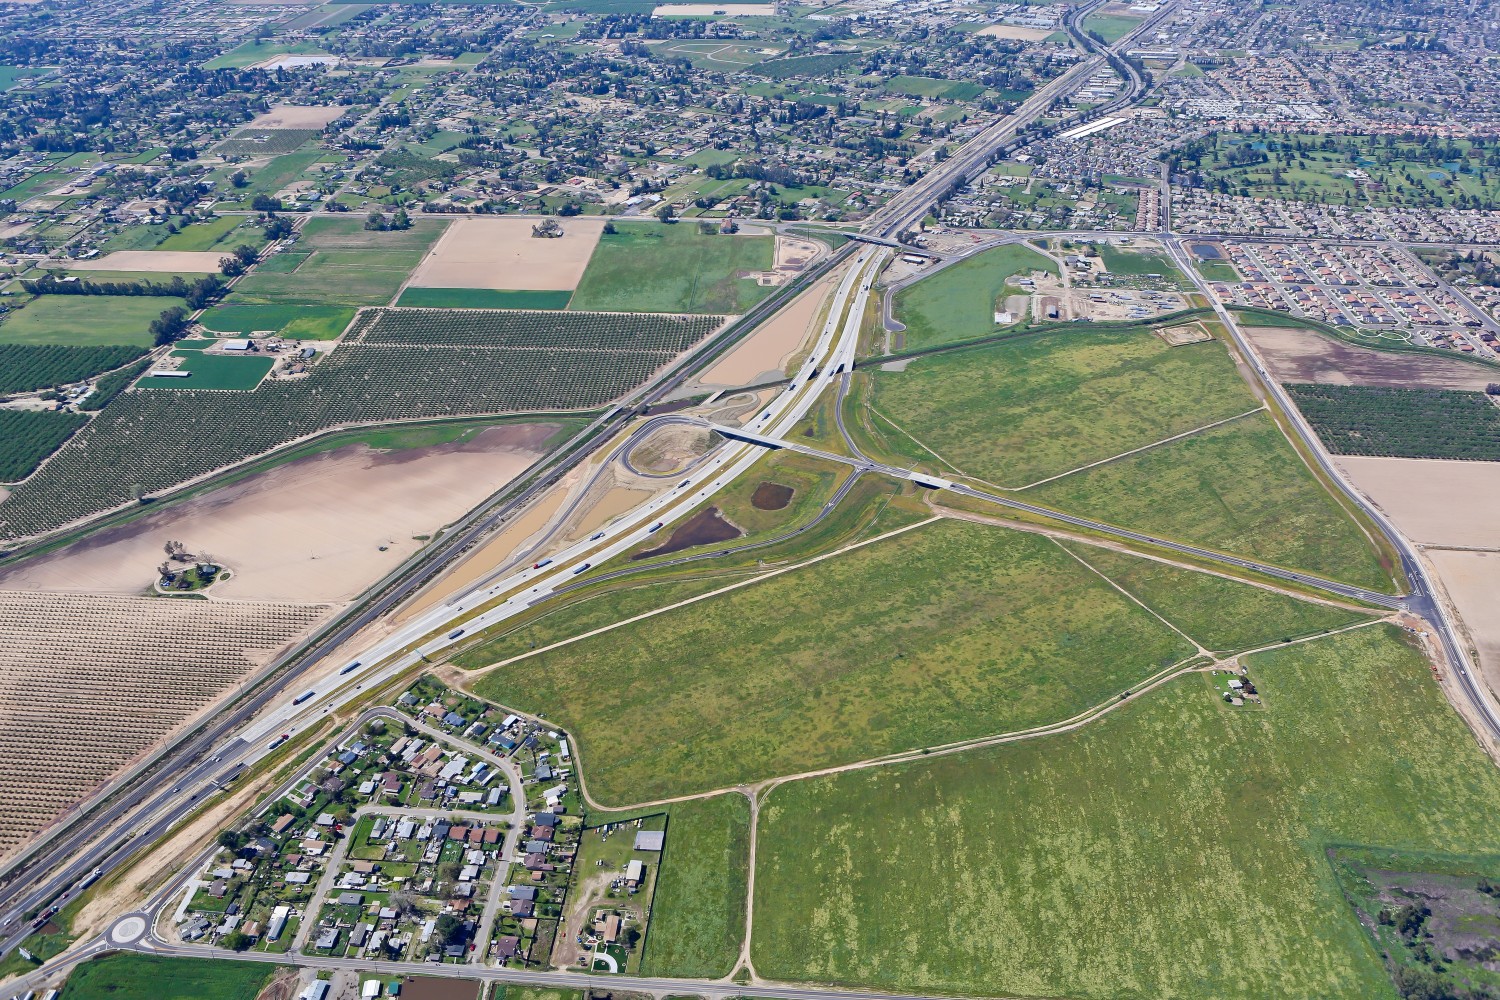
[1027,411,1396,592]
[1097,243,1187,281]
[199,303,356,340]
[155,216,265,253]
[570,222,774,314]
[0,295,187,346]
[1197,258,1239,282]
[865,328,1255,485]
[473,519,1199,803]
[59,953,275,1000]
[588,793,751,978]
[893,244,1058,348]
[230,219,447,308]
[396,287,572,310]
[1059,542,1373,652]
[1083,12,1144,42]
[752,625,1500,1000]
[136,351,275,390]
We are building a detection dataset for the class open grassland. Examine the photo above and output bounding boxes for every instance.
[752,625,1500,1000]
[591,794,750,979]
[0,410,88,482]
[1059,542,1373,652]
[1028,412,1396,592]
[571,222,775,314]
[893,243,1058,349]
[199,302,355,340]
[472,520,1196,803]
[0,295,186,346]
[1083,11,1144,43]
[59,953,275,1000]
[0,591,326,864]
[864,328,1256,485]
[230,216,448,308]
[154,215,264,253]
[0,310,708,541]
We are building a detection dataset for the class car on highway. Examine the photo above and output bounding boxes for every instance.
[590,531,605,540]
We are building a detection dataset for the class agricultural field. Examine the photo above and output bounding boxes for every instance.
[1027,412,1396,592]
[0,591,326,864]
[198,303,356,340]
[570,222,775,314]
[752,625,1500,1000]
[647,39,781,69]
[1058,542,1373,652]
[0,294,187,347]
[1285,384,1500,460]
[58,954,275,1000]
[0,343,147,395]
[0,410,88,482]
[892,243,1059,348]
[1097,242,1187,282]
[862,326,1256,486]
[1171,132,1500,209]
[228,216,447,308]
[214,128,322,156]
[749,51,862,78]
[0,309,716,540]
[154,216,264,253]
[136,351,276,391]
[472,519,1200,803]
[396,288,573,310]
[883,74,986,101]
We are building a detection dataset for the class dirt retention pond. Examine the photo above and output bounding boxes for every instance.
[632,506,743,559]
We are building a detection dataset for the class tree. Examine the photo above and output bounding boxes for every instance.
[219,256,247,277]
[150,307,191,346]
[217,829,246,851]
[655,202,676,223]
[251,195,283,213]
[392,207,411,230]
[230,170,249,189]
[263,216,295,241]
[434,913,465,946]
[602,220,617,235]
[232,244,259,265]
[220,931,251,952]
[365,210,388,232]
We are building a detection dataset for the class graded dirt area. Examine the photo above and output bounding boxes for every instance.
[1427,549,1500,694]
[73,250,227,272]
[408,216,606,290]
[978,23,1055,40]
[627,422,715,474]
[696,270,834,387]
[247,104,348,129]
[0,425,558,604]
[1244,325,1498,390]
[1338,457,1500,548]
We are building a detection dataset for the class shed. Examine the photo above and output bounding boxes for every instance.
[634,830,665,852]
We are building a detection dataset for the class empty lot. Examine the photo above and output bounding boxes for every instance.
[408,217,606,291]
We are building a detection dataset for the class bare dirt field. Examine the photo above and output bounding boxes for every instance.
[978,23,1054,40]
[652,2,775,13]
[1339,456,1500,548]
[73,250,227,273]
[696,270,834,387]
[408,217,606,291]
[0,592,326,864]
[751,481,795,510]
[1159,323,1213,346]
[1243,325,1499,390]
[247,105,348,129]
[1427,549,1500,695]
[632,506,743,559]
[0,425,558,604]
[627,422,715,474]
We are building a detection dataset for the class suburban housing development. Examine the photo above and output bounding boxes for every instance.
[5,1,1500,1000]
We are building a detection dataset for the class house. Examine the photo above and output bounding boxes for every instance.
[267,906,291,941]
[315,927,339,950]
[523,853,550,871]
[525,839,550,855]
[494,935,521,961]
[532,812,558,828]
[285,872,311,885]
[508,885,537,901]
[634,830,665,852]
[271,814,296,835]
[510,898,534,918]
[349,923,371,949]
[208,879,228,899]
[339,892,364,907]
[530,825,554,842]
[603,914,621,943]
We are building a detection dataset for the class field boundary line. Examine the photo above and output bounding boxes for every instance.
[932,502,1378,614]
[461,516,941,678]
[1052,538,1208,654]
[866,403,968,478]
[1006,405,1265,491]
